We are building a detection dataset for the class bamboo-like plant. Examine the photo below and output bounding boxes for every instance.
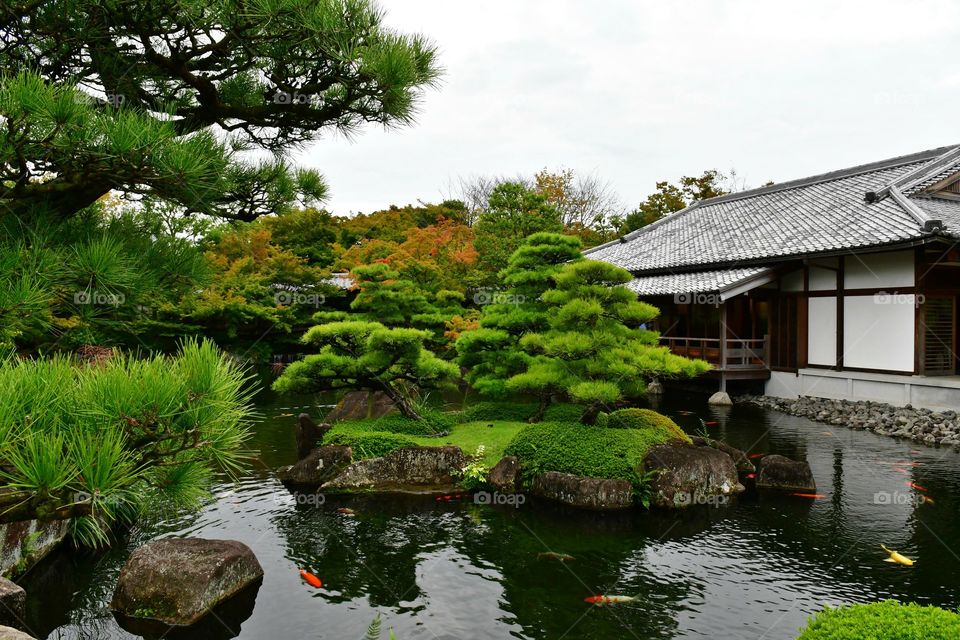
[0,339,255,547]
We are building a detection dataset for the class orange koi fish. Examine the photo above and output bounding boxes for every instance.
[299,569,323,588]
[748,453,766,459]
[702,421,718,425]
[905,481,928,492]
[745,473,756,480]
[336,507,356,517]
[584,594,638,605]
[790,492,827,499]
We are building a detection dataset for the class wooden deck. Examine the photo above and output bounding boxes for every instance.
[660,336,771,380]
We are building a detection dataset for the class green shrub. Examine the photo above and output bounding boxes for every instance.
[604,408,691,443]
[457,401,539,423]
[796,601,960,639]
[326,430,418,459]
[503,418,683,487]
[542,403,585,423]
[336,411,454,436]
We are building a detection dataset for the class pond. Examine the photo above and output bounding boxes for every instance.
[19,390,960,640]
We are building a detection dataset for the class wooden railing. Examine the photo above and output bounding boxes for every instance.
[659,336,769,370]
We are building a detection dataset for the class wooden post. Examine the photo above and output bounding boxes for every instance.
[719,302,728,392]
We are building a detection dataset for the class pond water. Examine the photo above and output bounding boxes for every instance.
[19,390,960,640]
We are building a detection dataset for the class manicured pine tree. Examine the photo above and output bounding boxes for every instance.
[506,259,710,424]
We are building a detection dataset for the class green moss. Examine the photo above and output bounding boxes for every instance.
[796,601,960,639]
[409,421,528,467]
[601,408,691,443]
[504,416,682,487]
[456,401,584,424]
[326,429,419,459]
[334,411,454,436]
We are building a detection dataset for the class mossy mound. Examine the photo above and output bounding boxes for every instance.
[796,600,960,639]
[455,401,585,424]
[598,408,691,442]
[504,410,687,486]
[325,429,419,459]
[332,411,454,437]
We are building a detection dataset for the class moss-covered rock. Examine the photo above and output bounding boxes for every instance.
[322,446,466,493]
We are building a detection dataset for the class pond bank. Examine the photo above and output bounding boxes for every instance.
[738,394,960,447]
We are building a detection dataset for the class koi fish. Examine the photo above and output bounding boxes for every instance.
[880,544,915,567]
[584,594,638,605]
[336,507,356,517]
[821,431,833,436]
[748,453,766,459]
[745,473,756,480]
[905,481,928,492]
[702,421,718,426]
[922,496,936,505]
[278,413,294,417]
[299,569,323,588]
[790,492,827,499]
[538,552,575,562]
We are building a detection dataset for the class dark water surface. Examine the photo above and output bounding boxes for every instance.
[20,391,960,640]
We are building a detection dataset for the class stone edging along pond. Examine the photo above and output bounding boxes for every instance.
[737,394,960,447]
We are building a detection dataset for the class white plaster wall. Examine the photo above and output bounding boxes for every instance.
[844,250,914,289]
[807,297,837,366]
[842,295,914,371]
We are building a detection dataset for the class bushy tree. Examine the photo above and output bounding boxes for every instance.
[0,340,253,546]
[1,0,440,221]
[456,233,582,409]
[273,321,459,420]
[616,170,728,234]
[472,183,563,282]
[506,260,710,423]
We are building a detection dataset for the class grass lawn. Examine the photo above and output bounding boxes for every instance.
[409,421,529,467]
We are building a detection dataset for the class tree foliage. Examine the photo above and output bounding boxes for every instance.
[273,320,459,419]
[616,170,729,234]
[1,0,441,221]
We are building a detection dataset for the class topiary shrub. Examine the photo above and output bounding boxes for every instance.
[796,600,960,639]
[604,408,691,443]
[503,418,686,487]
[457,401,539,423]
[326,430,418,460]
[542,403,586,423]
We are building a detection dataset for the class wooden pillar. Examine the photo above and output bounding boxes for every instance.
[836,256,844,371]
[719,302,728,391]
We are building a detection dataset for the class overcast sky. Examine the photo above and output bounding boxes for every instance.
[296,0,960,216]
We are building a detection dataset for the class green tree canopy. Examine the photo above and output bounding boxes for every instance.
[273,320,459,419]
[616,170,728,234]
[1,0,441,221]
[506,259,710,423]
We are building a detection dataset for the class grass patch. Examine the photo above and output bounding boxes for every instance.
[408,421,529,467]
[796,601,960,639]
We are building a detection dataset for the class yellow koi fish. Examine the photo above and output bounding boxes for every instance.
[881,544,915,567]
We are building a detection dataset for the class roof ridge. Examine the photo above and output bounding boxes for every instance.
[695,144,959,208]
[583,201,702,255]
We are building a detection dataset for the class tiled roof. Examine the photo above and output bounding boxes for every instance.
[912,197,960,236]
[587,145,960,275]
[626,267,774,297]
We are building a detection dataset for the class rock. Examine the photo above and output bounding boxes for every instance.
[646,378,664,395]
[487,456,521,493]
[690,436,755,475]
[643,442,742,509]
[110,538,263,627]
[295,414,331,460]
[0,579,25,631]
[0,627,34,640]
[530,472,634,510]
[276,445,352,486]
[323,446,466,492]
[325,390,398,423]
[756,455,816,492]
[0,518,69,576]
[708,391,733,406]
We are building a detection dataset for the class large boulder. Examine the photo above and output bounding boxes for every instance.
[110,538,263,627]
[0,627,34,640]
[323,446,466,492]
[325,390,398,423]
[276,445,353,486]
[756,455,816,492]
[691,436,755,475]
[531,472,634,510]
[0,579,25,631]
[295,414,332,460]
[0,517,69,576]
[487,456,522,493]
[643,442,742,509]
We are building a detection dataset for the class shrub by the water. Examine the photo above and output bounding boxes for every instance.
[796,600,960,639]
[599,408,691,443]
[326,430,419,459]
[503,414,685,486]
[337,411,454,436]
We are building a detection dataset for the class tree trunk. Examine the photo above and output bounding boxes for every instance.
[580,404,602,425]
[378,383,422,421]
[528,395,551,423]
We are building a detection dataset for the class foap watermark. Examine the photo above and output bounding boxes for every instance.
[74,290,125,306]
[274,291,326,307]
[675,492,730,507]
[473,289,526,306]
[474,491,526,508]
[674,292,721,306]
[276,491,326,507]
[873,291,924,307]
[75,92,126,107]
[272,90,310,105]
[873,491,926,507]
